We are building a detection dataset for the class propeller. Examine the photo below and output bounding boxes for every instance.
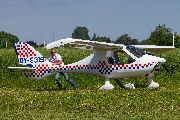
[160,54,171,73]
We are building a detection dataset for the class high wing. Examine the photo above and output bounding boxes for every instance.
[46,38,175,54]
[133,45,175,54]
[46,38,124,51]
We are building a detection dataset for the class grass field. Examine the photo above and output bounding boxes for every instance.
[0,47,180,119]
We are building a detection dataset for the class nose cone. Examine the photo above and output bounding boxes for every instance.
[158,58,166,64]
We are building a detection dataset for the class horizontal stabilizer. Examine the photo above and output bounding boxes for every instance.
[8,67,36,70]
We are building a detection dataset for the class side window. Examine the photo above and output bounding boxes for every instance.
[114,50,135,65]
[117,51,131,64]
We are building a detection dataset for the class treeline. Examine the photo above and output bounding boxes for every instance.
[1,24,180,49]
[0,31,19,49]
[72,24,180,47]
[0,31,43,48]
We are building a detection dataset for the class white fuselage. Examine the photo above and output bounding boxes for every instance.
[53,52,159,79]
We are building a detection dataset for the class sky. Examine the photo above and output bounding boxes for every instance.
[0,0,180,45]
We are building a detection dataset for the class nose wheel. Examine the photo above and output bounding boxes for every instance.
[146,77,159,89]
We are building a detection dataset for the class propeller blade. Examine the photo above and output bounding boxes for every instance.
[162,64,170,73]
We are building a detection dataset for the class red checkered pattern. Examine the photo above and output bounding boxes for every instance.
[97,61,106,66]
[23,64,51,76]
[16,44,36,57]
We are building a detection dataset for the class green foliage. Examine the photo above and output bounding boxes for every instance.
[1,47,180,119]
[147,24,173,46]
[72,26,91,40]
[91,33,97,41]
[157,48,180,73]
[139,40,149,45]
[25,41,38,48]
[0,31,19,48]
[114,34,131,45]
[91,33,111,43]
[114,34,139,45]
[130,39,139,45]
[117,52,130,64]
[96,37,111,43]
[173,33,180,48]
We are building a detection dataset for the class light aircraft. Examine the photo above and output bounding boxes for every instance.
[9,38,175,90]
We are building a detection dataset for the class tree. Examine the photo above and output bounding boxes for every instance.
[0,31,19,48]
[139,40,149,45]
[72,26,90,40]
[173,33,180,48]
[39,44,45,47]
[147,24,173,46]
[129,39,139,45]
[91,33,97,41]
[91,34,112,43]
[114,34,132,45]
[97,37,109,42]
[25,41,38,48]
[106,37,111,43]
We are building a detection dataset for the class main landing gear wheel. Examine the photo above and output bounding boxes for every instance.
[99,78,114,90]
[115,79,135,90]
[99,78,137,90]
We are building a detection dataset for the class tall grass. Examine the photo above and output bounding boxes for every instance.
[0,47,180,119]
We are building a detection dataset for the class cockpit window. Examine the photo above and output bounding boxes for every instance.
[107,50,135,65]
[126,45,145,58]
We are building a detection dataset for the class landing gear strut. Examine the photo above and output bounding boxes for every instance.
[114,79,126,89]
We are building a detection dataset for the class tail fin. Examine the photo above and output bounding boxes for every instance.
[13,42,56,80]
[13,42,50,67]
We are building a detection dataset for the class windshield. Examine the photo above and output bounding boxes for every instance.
[126,45,145,58]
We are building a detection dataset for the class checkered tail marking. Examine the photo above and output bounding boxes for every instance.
[13,42,54,80]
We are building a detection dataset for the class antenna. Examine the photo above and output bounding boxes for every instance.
[44,37,48,48]
[53,30,55,42]
[173,33,174,47]
[44,37,46,48]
